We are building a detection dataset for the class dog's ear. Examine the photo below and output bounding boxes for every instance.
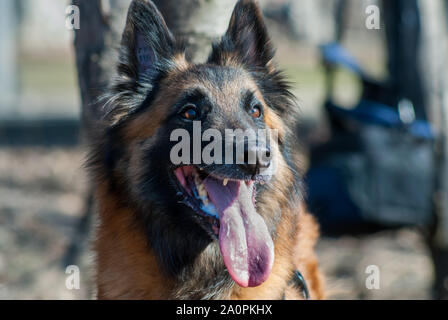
[103,0,179,125]
[119,0,176,80]
[209,0,274,70]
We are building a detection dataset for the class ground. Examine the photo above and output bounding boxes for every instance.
[0,147,434,299]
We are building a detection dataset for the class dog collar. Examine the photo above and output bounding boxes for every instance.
[286,270,310,300]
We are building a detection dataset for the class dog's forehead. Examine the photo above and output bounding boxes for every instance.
[173,64,262,105]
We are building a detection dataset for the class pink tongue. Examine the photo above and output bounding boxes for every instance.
[203,177,274,287]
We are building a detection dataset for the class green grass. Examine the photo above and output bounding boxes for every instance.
[19,56,78,95]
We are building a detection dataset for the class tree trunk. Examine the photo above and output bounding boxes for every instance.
[0,0,19,114]
[72,0,128,136]
[153,0,238,62]
[416,0,448,299]
[383,0,428,120]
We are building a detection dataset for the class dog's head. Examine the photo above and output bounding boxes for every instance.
[92,0,301,291]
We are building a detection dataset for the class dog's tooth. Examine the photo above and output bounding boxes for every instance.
[198,182,207,197]
[223,179,228,186]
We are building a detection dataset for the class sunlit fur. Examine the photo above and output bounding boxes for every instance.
[87,0,324,299]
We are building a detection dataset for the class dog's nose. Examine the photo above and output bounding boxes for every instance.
[239,144,271,176]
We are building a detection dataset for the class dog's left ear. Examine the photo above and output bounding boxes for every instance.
[209,0,274,70]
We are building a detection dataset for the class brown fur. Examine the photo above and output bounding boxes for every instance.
[95,181,324,299]
[91,0,325,300]
[94,88,325,298]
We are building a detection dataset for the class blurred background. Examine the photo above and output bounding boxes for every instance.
[0,0,447,299]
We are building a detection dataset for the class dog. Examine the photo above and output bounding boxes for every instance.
[88,0,324,299]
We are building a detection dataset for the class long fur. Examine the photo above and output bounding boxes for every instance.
[88,0,324,300]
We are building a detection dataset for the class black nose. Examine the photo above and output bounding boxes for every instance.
[239,143,271,176]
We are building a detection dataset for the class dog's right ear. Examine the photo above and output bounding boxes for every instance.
[103,0,179,125]
[118,0,176,81]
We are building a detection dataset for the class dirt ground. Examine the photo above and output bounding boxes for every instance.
[0,146,434,300]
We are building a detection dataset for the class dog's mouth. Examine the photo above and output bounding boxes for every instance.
[174,165,274,288]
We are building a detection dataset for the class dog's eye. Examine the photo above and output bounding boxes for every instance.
[249,105,262,119]
[180,105,198,120]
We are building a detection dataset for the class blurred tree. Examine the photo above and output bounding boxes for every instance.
[383,0,427,121]
[72,0,128,136]
[0,0,20,114]
[418,0,448,300]
[153,0,237,62]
